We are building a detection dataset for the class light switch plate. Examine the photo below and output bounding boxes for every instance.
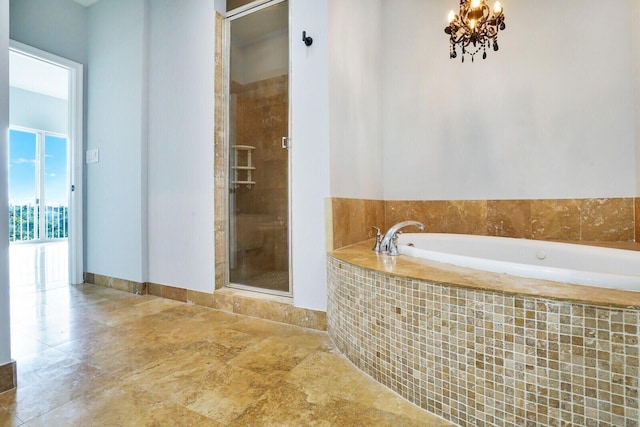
[86,149,99,164]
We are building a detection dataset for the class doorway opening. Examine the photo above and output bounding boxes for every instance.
[8,128,69,293]
[225,0,291,296]
[8,42,83,292]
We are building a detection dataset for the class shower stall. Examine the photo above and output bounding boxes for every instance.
[226,0,291,295]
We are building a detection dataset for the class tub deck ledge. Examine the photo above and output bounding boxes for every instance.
[329,239,640,309]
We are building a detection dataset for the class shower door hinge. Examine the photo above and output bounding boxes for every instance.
[281,137,291,150]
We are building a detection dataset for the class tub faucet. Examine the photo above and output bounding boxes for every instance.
[379,220,425,256]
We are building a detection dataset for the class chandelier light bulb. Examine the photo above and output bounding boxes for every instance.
[471,0,481,9]
[448,10,456,23]
[469,19,476,30]
[493,1,502,14]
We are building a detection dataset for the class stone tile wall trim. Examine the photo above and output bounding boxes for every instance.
[84,272,146,295]
[0,361,17,393]
[327,256,640,427]
[213,11,226,290]
[635,197,639,243]
[331,197,638,250]
[330,197,385,250]
[212,289,327,331]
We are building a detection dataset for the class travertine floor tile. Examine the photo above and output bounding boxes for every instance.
[350,375,439,422]
[228,316,319,339]
[22,384,221,427]
[184,365,288,424]
[285,351,364,403]
[227,335,322,373]
[229,381,437,427]
[10,347,69,388]
[0,407,22,427]
[2,283,453,426]
[15,315,111,347]
[0,358,113,422]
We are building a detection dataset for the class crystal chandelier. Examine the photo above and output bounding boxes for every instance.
[444,0,506,63]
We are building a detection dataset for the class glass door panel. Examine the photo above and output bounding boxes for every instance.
[43,135,69,240]
[8,129,69,243]
[227,0,290,295]
[9,129,38,242]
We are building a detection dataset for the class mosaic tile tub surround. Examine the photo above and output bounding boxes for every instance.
[327,256,640,427]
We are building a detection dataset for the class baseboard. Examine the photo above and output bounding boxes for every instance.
[84,272,147,295]
[85,274,327,331]
[0,360,17,393]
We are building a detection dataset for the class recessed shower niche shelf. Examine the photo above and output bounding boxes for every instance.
[232,145,256,189]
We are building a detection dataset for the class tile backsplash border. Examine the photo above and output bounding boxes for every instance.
[330,197,639,250]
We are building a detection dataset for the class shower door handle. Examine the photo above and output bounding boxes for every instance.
[281,137,290,150]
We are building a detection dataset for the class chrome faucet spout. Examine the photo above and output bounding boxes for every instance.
[379,220,425,256]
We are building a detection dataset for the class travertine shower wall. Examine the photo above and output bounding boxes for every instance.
[329,197,640,250]
[231,75,289,282]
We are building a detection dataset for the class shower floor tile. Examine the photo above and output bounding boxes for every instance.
[243,270,289,292]
[1,283,453,426]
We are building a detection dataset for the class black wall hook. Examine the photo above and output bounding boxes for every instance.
[302,31,313,46]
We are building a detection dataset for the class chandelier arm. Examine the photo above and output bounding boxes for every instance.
[450,33,472,48]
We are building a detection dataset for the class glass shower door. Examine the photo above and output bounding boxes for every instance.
[227,0,290,295]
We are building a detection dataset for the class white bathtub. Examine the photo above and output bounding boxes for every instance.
[397,233,640,291]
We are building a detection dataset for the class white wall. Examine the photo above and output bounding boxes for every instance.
[381,0,637,201]
[328,0,383,200]
[290,0,330,310]
[86,0,148,282]
[10,88,68,134]
[9,0,87,65]
[0,0,12,364]
[147,0,215,292]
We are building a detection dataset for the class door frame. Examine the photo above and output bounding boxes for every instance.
[9,41,84,285]
[224,0,293,297]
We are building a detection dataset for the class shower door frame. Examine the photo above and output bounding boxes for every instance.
[223,0,293,298]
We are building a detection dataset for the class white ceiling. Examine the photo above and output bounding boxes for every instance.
[10,51,69,100]
[72,0,100,7]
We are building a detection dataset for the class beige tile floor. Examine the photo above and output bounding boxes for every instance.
[1,248,453,426]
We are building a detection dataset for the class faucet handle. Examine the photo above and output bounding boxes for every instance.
[371,226,382,252]
[388,231,402,256]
